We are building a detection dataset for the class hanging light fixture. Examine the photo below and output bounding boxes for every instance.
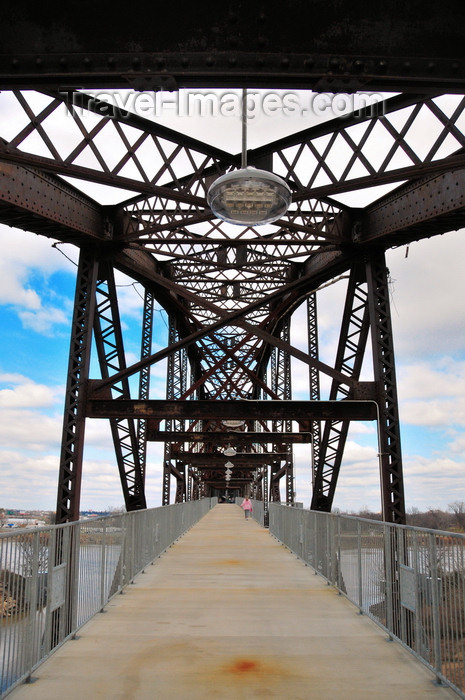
[207,89,291,226]
[222,419,246,430]
[224,446,236,457]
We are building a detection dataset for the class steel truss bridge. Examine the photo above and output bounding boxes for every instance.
[1,1,465,525]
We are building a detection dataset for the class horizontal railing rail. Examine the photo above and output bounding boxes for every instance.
[268,503,465,699]
[0,498,216,698]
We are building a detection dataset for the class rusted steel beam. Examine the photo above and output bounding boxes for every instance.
[361,169,465,246]
[0,146,207,205]
[1,53,465,94]
[174,453,288,465]
[270,465,288,482]
[146,430,312,443]
[0,162,107,241]
[205,479,251,486]
[95,254,360,392]
[85,398,377,421]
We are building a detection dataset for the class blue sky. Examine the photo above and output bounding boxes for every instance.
[1,89,464,514]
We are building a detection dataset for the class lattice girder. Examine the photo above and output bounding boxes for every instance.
[2,77,465,518]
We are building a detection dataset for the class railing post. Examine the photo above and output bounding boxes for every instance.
[329,514,337,586]
[24,531,40,681]
[70,523,80,636]
[119,513,128,592]
[384,524,394,640]
[428,532,442,683]
[357,520,363,611]
[100,520,107,611]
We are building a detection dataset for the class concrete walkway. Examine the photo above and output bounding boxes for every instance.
[9,505,458,700]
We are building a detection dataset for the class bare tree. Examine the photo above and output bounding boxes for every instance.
[448,501,465,531]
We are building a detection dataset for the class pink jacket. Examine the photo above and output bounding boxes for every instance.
[241,499,253,511]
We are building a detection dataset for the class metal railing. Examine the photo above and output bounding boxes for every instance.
[267,503,465,698]
[0,498,215,698]
[249,498,266,526]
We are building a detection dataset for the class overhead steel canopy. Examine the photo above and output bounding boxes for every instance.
[1,2,464,524]
[1,1,465,91]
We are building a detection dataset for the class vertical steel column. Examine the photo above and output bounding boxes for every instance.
[270,316,294,503]
[93,263,146,511]
[252,362,267,503]
[270,344,281,502]
[311,266,370,512]
[307,292,321,490]
[365,251,406,524]
[55,248,98,524]
[137,288,154,483]
[263,465,269,526]
[163,314,188,504]
[163,315,176,505]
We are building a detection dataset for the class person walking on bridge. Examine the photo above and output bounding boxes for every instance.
[241,496,253,520]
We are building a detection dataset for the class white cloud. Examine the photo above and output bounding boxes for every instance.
[447,433,465,456]
[401,398,465,428]
[18,305,70,335]
[114,272,145,318]
[0,225,77,335]
[387,230,465,358]
[0,451,59,508]
[0,225,76,278]
[396,359,465,428]
[398,358,465,400]
[402,454,465,510]
[0,409,62,451]
[0,374,62,409]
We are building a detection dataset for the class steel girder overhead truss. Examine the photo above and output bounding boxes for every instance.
[1,2,465,525]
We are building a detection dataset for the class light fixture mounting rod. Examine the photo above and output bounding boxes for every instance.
[241,87,247,169]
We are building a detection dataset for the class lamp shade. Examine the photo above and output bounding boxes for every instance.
[222,420,245,429]
[207,167,291,226]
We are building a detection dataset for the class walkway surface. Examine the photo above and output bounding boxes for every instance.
[8,504,458,700]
